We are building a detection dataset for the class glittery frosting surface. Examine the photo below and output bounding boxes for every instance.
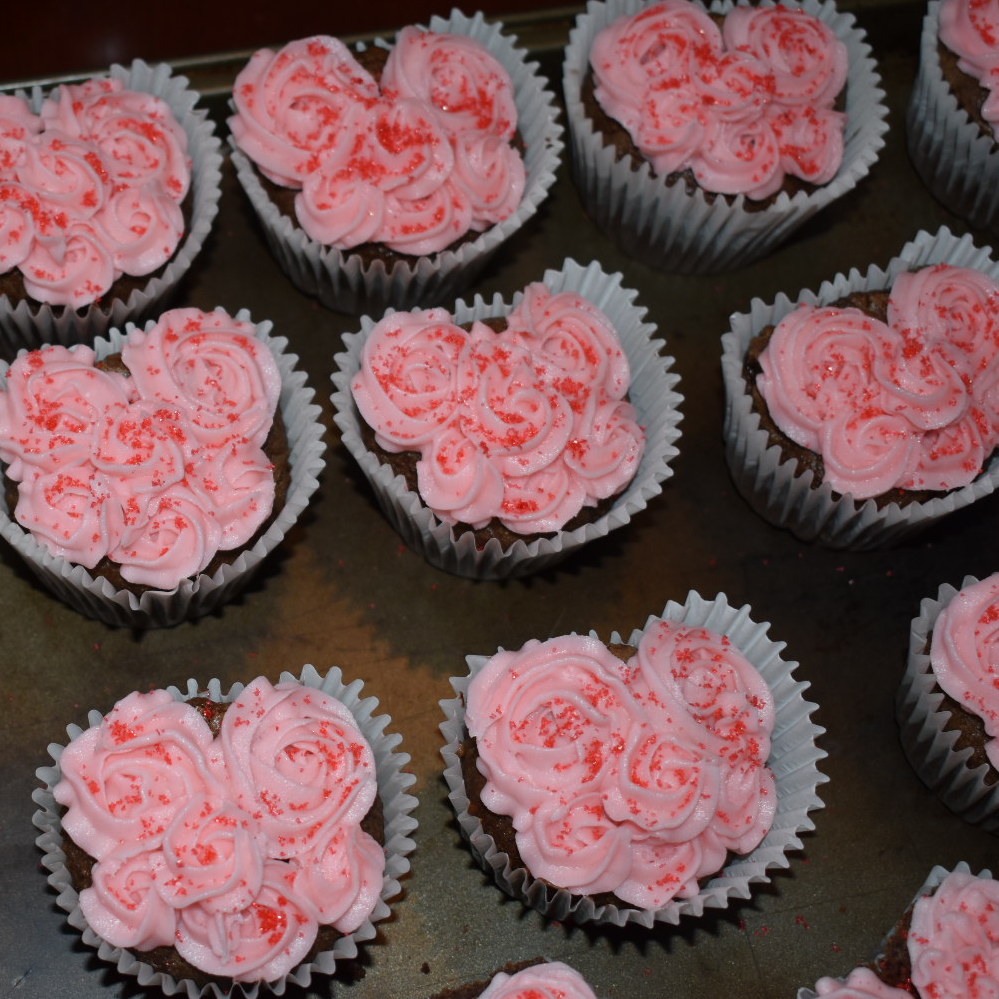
[930,572,999,770]
[463,620,776,909]
[811,968,912,998]
[228,28,525,255]
[939,0,999,127]
[908,870,999,999]
[52,677,385,984]
[589,0,849,198]
[0,77,191,308]
[478,961,600,999]
[349,282,646,534]
[756,263,999,499]
[0,306,281,588]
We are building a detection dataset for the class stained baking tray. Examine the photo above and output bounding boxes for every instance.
[2,4,998,997]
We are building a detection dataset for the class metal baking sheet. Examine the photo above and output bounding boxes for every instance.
[2,5,998,997]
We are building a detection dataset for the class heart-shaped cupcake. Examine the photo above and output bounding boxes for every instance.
[331,259,684,579]
[440,590,827,927]
[229,27,526,257]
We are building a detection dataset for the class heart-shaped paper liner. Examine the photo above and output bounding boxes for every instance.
[331,257,683,579]
[0,60,223,358]
[440,590,827,928]
[907,0,999,238]
[897,574,999,834]
[0,308,326,627]
[561,0,888,274]
[230,10,563,316]
[32,664,419,999]
[721,226,999,549]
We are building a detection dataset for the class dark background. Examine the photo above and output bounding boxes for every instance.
[2,1,558,85]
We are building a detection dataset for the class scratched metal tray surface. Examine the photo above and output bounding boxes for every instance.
[2,4,997,997]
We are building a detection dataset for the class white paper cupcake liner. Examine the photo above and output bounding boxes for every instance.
[907,1,999,237]
[440,590,828,928]
[795,862,988,998]
[0,309,327,628]
[31,664,419,999]
[896,576,999,833]
[330,257,683,579]
[229,9,563,317]
[721,225,999,549]
[0,59,224,357]
[562,0,889,274]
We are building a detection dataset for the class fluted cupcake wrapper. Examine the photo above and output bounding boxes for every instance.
[721,225,999,549]
[0,59,224,358]
[795,862,989,998]
[230,9,563,317]
[0,309,327,627]
[896,577,999,833]
[331,257,683,580]
[31,664,419,999]
[561,0,888,274]
[907,1,999,237]
[439,590,828,928]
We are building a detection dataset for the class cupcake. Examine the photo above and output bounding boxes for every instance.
[228,10,562,316]
[907,0,999,238]
[797,863,999,999]
[562,0,888,274]
[721,225,999,549]
[331,258,683,580]
[32,665,419,998]
[440,590,827,928]
[0,306,326,628]
[896,573,999,833]
[432,961,600,999]
[0,59,223,358]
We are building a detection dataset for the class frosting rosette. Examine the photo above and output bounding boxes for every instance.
[229,26,525,255]
[0,306,283,590]
[0,75,191,308]
[53,689,223,860]
[929,572,999,770]
[461,618,777,909]
[478,961,600,999]
[352,307,468,451]
[588,0,849,198]
[351,283,645,534]
[43,674,393,987]
[755,263,999,498]
[220,676,379,859]
[228,35,380,189]
[909,870,999,999]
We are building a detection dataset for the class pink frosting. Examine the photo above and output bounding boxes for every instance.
[940,0,999,128]
[229,28,525,254]
[55,677,386,984]
[350,283,644,534]
[590,0,848,198]
[813,968,912,999]
[756,264,999,498]
[930,573,999,770]
[908,870,999,999]
[0,307,281,588]
[464,620,776,909]
[0,76,190,308]
[478,962,600,999]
